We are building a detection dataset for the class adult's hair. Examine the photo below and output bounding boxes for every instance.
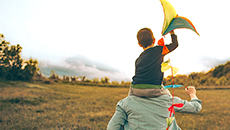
[137,28,155,48]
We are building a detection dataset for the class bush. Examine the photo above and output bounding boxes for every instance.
[43,80,53,84]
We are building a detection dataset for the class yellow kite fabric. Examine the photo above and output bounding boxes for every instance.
[160,0,177,35]
[159,0,199,36]
[161,61,171,72]
[161,60,179,76]
[172,67,179,76]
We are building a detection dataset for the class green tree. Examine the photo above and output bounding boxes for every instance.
[23,58,39,81]
[223,63,230,75]
[100,76,110,84]
[213,65,225,78]
[199,76,208,85]
[189,72,206,80]
[120,81,131,87]
[49,70,59,80]
[92,77,99,83]
[0,34,39,81]
[0,34,8,79]
[215,76,227,86]
[0,35,23,80]
[111,81,119,85]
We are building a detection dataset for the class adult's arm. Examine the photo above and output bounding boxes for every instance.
[107,101,127,130]
[173,87,201,114]
[174,97,202,114]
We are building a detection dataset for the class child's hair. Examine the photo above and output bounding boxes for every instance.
[137,28,155,48]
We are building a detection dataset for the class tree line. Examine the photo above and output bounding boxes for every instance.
[163,61,230,87]
[48,71,131,87]
[1,34,229,87]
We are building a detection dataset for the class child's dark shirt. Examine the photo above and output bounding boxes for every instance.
[132,34,178,85]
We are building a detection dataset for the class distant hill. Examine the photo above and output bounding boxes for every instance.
[164,61,230,87]
[211,61,230,78]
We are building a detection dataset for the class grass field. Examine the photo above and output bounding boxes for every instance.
[0,81,230,130]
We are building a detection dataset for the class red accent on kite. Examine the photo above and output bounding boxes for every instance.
[158,37,169,55]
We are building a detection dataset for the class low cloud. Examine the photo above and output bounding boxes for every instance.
[64,55,120,72]
[198,56,230,69]
[38,55,131,82]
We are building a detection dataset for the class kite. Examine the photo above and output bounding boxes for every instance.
[161,59,184,129]
[163,84,183,89]
[156,1,199,128]
[159,0,199,36]
[161,59,182,89]
[161,60,179,76]
[157,37,169,55]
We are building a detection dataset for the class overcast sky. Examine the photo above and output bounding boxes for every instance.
[0,0,229,81]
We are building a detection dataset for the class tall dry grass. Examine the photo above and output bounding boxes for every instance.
[174,89,230,130]
[0,81,229,129]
